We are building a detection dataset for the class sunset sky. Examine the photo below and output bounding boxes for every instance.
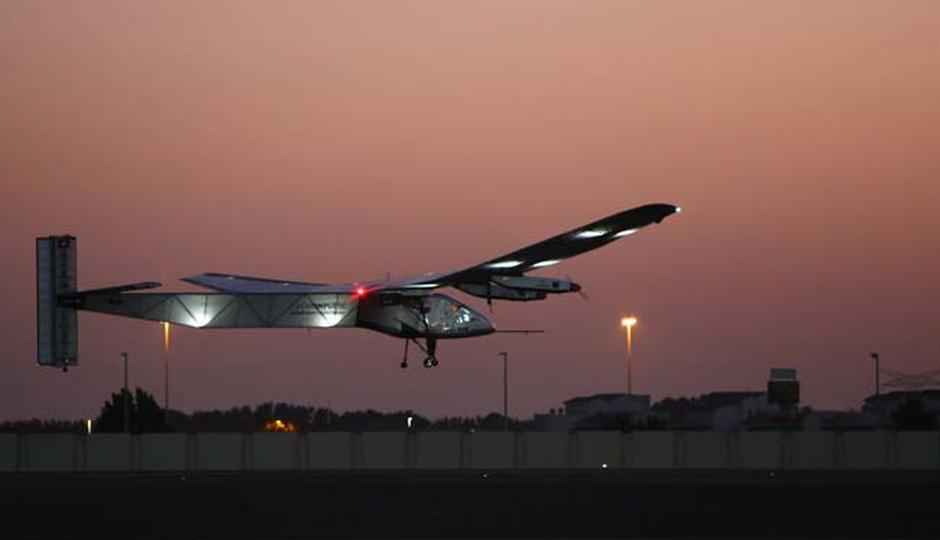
[2,1,938,421]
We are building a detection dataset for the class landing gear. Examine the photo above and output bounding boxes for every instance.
[402,337,439,369]
[425,338,438,368]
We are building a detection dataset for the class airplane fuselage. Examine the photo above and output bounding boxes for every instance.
[73,289,493,339]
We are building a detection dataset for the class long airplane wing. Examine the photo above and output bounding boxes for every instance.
[183,203,680,295]
[395,202,681,288]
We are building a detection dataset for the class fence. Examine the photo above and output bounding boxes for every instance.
[1,430,938,472]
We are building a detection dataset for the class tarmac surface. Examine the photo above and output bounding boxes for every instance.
[2,470,939,538]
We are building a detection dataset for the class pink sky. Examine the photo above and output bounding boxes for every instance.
[2,1,938,421]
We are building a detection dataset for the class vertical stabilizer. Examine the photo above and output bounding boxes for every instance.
[36,235,78,369]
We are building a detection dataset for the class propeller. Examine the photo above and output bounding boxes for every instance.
[566,274,589,301]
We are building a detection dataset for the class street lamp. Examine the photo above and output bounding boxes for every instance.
[498,352,508,431]
[620,317,637,395]
[162,322,170,412]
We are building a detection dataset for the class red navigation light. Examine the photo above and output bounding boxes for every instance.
[355,286,366,298]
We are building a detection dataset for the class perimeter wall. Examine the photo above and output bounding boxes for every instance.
[2,431,938,472]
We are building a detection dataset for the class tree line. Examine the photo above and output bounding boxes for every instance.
[2,387,936,433]
[0,387,526,434]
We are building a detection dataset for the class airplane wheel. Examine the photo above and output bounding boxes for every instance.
[423,357,433,368]
[400,361,408,369]
[431,357,439,367]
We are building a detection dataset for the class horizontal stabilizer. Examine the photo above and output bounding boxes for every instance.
[78,282,162,295]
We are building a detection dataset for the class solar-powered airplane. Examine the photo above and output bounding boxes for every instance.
[36,203,680,370]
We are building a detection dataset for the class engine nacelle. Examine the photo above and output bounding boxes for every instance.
[490,275,580,294]
[455,282,547,302]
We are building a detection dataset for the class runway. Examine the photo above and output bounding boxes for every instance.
[3,470,938,538]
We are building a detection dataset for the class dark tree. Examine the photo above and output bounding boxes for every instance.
[94,390,132,433]
[134,388,171,433]
[94,387,171,433]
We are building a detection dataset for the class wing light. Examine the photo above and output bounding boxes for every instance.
[530,259,562,268]
[354,286,367,298]
[487,260,524,269]
[184,309,215,328]
[614,228,639,238]
[574,229,607,239]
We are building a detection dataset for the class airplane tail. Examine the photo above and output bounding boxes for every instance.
[36,235,78,370]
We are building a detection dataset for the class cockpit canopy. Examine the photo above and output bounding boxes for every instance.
[357,292,493,339]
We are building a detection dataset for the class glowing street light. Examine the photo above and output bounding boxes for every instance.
[162,321,171,352]
[620,317,638,395]
[162,321,171,415]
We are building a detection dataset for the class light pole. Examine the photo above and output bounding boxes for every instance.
[162,322,170,412]
[121,352,129,433]
[498,352,508,430]
[620,317,637,395]
[871,352,880,396]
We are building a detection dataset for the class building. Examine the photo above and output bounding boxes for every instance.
[862,390,940,427]
[530,409,575,432]
[863,390,940,415]
[563,393,651,419]
[767,368,800,411]
[653,391,776,431]
[531,393,651,431]
[801,410,879,431]
[700,391,773,431]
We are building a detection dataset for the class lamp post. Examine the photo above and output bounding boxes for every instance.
[620,317,637,395]
[162,322,170,412]
[498,352,508,431]
[121,352,129,433]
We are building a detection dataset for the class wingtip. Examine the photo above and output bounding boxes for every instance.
[650,203,682,224]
